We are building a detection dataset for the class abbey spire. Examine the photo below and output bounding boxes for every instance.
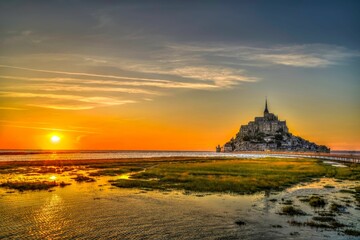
[264,98,269,115]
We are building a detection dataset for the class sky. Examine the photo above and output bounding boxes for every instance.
[0,0,359,150]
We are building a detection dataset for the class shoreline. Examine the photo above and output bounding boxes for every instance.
[0,157,216,167]
[0,151,359,166]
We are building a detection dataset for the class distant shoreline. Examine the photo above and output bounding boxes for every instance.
[0,150,213,155]
[0,149,359,156]
[0,152,359,166]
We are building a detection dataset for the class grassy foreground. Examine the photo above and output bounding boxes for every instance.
[110,158,360,193]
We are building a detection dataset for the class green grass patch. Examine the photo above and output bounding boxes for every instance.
[110,158,360,194]
[280,206,307,216]
[72,175,96,182]
[0,181,58,191]
[110,179,161,189]
[89,167,143,176]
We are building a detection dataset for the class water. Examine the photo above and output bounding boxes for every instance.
[0,171,359,239]
[331,151,360,156]
[0,150,358,162]
[323,161,347,168]
[0,150,277,162]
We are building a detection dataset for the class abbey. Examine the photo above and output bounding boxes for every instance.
[220,100,330,153]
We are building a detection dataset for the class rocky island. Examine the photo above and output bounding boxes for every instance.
[219,100,330,153]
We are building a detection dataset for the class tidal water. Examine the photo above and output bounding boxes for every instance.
[0,150,359,162]
[0,171,359,239]
[0,151,359,239]
[0,150,259,162]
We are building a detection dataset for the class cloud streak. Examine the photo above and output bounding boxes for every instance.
[0,91,136,110]
[3,82,160,95]
[2,125,97,133]
[0,64,184,83]
[0,75,218,90]
[0,107,26,110]
[167,43,359,68]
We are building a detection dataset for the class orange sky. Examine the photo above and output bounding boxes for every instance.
[0,94,359,150]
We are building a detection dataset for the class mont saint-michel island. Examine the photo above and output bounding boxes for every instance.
[218,100,330,153]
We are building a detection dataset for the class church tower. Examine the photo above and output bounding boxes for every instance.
[264,98,269,116]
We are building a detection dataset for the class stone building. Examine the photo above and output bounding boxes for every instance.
[238,100,288,139]
[219,100,330,153]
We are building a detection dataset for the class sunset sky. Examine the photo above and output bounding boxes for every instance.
[0,0,359,150]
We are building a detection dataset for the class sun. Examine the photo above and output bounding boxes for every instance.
[51,135,61,143]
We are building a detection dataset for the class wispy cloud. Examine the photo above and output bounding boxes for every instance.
[124,65,257,87]
[253,53,331,67]
[2,125,97,134]
[0,106,26,111]
[249,45,358,67]
[27,104,96,110]
[0,75,218,90]
[0,64,177,83]
[0,91,135,110]
[166,43,359,68]
[3,82,160,95]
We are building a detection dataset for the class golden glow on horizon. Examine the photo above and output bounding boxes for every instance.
[0,96,358,151]
[0,108,358,150]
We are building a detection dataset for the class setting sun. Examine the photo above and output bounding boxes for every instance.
[50,135,60,143]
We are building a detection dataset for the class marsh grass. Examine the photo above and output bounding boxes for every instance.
[306,220,346,229]
[329,203,346,213]
[312,216,336,222]
[338,189,355,194]
[282,199,293,205]
[111,158,360,193]
[280,206,307,216]
[110,179,162,189]
[308,196,326,207]
[344,229,360,236]
[288,218,346,229]
[89,167,143,176]
[72,175,96,182]
[0,181,58,191]
[317,211,336,217]
[1,157,359,194]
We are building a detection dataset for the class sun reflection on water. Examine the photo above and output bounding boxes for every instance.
[49,153,58,161]
[32,193,68,238]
